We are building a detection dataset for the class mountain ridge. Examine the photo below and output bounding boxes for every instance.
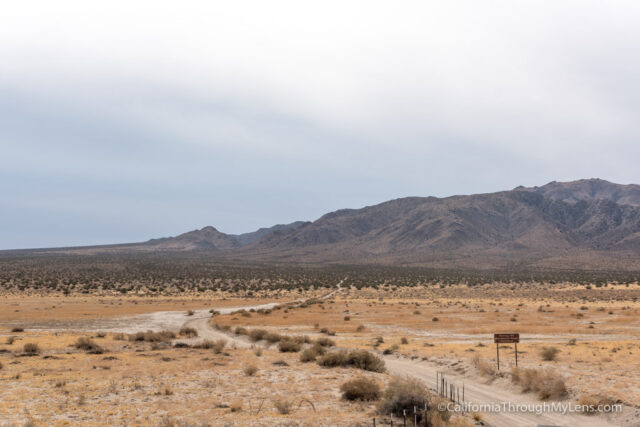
[6,179,640,270]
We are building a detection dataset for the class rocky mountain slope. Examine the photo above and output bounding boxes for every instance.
[10,179,640,270]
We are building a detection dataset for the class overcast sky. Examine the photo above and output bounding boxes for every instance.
[2,1,640,249]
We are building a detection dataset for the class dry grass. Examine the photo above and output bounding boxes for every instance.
[472,355,497,378]
[577,393,619,414]
[510,367,568,400]
[272,398,294,415]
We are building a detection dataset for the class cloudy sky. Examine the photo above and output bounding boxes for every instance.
[2,1,640,249]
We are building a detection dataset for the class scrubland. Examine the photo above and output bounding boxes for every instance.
[1,255,639,425]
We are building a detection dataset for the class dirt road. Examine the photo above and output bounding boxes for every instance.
[61,282,632,427]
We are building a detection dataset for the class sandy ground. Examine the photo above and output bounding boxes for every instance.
[2,283,638,426]
[52,287,632,427]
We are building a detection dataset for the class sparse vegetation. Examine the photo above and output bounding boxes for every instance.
[23,343,40,355]
[273,398,294,415]
[129,330,176,343]
[540,346,560,361]
[243,364,258,376]
[510,367,567,400]
[318,350,385,372]
[377,377,439,425]
[340,376,381,401]
[74,337,105,354]
[277,338,302,352]
[179,327,198,338]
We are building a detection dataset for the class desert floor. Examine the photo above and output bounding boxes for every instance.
[1,282,639,426]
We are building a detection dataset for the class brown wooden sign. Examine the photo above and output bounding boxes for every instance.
[494,333,519,343]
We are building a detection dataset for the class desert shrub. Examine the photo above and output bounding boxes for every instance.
[11,327,24,333]
[340,376,381,401]
[179,327,198,338]
[6,336,16,345]
[194,339,215,349]
[567,338,577,346]
[510,367,567,400]
[230,399,242,412]
[356,325,366,332]
[540,346,560,361]
[278,338,302,352]
[243,364,258,376]
[472,355,496,377]
[186,310,195,316]
[74,337,104,354]
[23,343,40,355]
[212,339,227,354]
[318,350,385,372]
[112,333,126,341]
[344,316,351,321]
[377,376,436,424]
[318,350,349,367]
[314,337,335,347]
[347,350,386,372]
[400,337,409,345]
[264,332,282,343]
[577,393,618,414]
[234,327,248,335]
[273,398,294,414]
[0,361,3,370]
[129,330,176,343]
[95,332,106,338]
[173,342,190,348]
[249,329,268,342]
[300,344,326,362]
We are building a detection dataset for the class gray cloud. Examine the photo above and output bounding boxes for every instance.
[1,1,640,249]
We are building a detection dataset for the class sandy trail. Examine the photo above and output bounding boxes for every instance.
[384,356,619,427]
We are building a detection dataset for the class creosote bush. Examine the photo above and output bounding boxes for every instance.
[243,364,258,376]
[377,376,445,425]
[577,393,618,414]
[23,343,40,355]
[179,327,198,338]
[300,344,326,362]
[510,367,567,400]
[472,355,497,378]
[340,376,381,401]
[314,337,335,347]
[318,350,385,372]
[540,346,560,361]
[74,337,104,354]
[278,338,302,352]
[249,329,268,342]
[129,330,176,343]
[273,398,294,415]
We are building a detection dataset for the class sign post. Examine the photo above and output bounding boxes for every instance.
[493,333,520,370]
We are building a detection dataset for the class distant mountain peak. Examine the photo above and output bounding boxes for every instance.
[22,179,640,271]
